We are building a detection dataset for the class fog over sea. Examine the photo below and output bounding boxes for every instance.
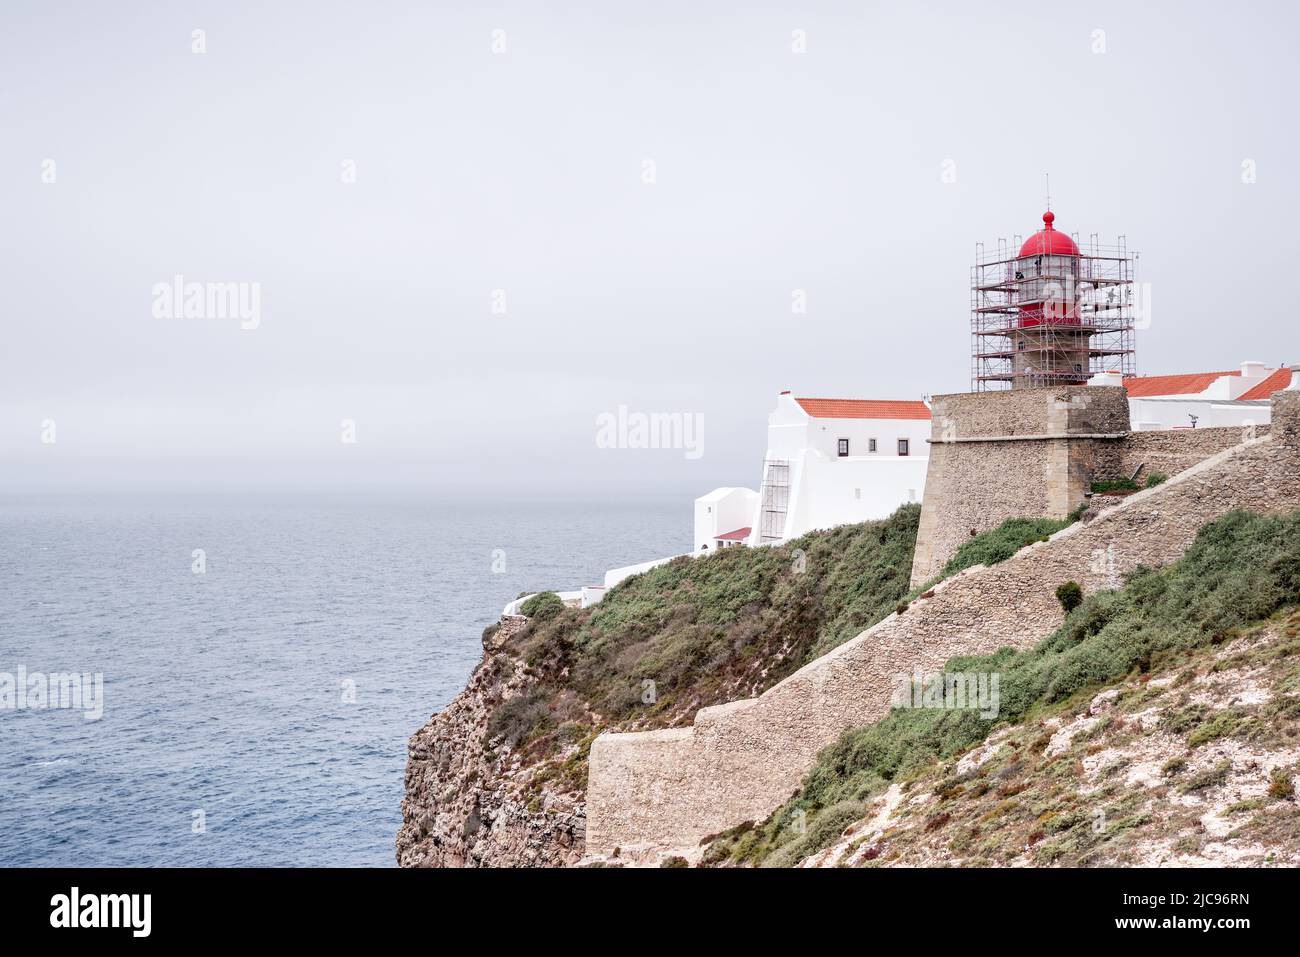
[0,494,686,866]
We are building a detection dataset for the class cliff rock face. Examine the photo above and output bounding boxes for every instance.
[396,617,585,867]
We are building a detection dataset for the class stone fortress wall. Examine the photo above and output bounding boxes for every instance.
[584,388,1300,862]
[909,386,1266,586]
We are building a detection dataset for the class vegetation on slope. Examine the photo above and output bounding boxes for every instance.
[933,511,1082,584]
[799,613,1300,867]
[1091,473,1168,495]
[485,505,923,774]
[518,591,565,621]
[703,508,1300,866]
[480,506,1093,810]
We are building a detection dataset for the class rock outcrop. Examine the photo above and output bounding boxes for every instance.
[397,617,586,867]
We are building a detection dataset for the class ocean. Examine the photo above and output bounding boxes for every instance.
[0,494,687,866]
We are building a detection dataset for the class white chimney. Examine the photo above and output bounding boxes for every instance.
[1087,370,1124,388]
[1241,360,1268,380]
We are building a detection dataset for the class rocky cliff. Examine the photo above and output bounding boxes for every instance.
[396,616,586,867]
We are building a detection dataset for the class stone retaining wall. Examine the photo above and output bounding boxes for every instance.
[1107,424,1271,483]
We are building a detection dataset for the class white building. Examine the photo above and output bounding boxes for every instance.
[694,392,931,551]
[693,487,760,552]
[1088,362,1293,431]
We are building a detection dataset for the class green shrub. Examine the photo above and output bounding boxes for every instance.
[1181,760,1232,793]
[1055,581,1083,613]
[520,591,565,621]
[760,800,866,868]
[1145,472,1168,488]
[1186,710,1242,748]
[660,856,690,868]
[1268,767,1296,801]
[1091,478,1140,493]
[939,514,1080,578]
[485,690,552,747]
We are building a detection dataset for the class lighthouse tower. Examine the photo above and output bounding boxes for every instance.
[971,210,1137,390]
[1012,212,1087,384]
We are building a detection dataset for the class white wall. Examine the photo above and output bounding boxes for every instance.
[1201,362,1272,400]
[1129,397,1271,431]
[782,452,927,538]
[801,417,926,459]
[604,554,684,589]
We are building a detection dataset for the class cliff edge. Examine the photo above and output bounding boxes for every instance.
[397,616,586,867]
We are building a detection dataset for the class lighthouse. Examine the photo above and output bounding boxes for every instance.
[1011,211,1089,385]
[971,210,1137,390]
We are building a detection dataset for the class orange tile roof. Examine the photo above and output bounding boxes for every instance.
[715,527,752,541]
[1122,371,1237,398]
[1238,367,1292,400]
[794,397,931,420]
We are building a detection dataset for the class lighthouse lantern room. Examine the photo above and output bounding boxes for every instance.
[971,210,1137,390]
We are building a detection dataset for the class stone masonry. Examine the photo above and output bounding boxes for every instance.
[584,389,1300,862]
[910,385,1266,587]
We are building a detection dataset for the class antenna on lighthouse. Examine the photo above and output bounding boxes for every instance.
[1044,173,1051,212]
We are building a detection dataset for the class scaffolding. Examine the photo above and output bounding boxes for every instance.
[971,233,1137,391]
[758,459,790,543]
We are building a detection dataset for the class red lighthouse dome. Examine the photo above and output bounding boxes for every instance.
[1016,210,1081,330]
[1018,211,1079,257]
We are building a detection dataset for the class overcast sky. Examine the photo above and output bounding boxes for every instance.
[3,0,1297,499]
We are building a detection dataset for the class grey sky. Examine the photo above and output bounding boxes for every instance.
[3,1,1297,498]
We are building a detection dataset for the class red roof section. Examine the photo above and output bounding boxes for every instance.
[1238,367,1292,400]
[1122,371,1237,398]
[715,527,751,542]
[1018,211,1080,257]
[794,397,931,420]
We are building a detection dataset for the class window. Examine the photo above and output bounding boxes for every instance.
[898,438,910,456]
[868,438,877,453]
[837,438,849,457]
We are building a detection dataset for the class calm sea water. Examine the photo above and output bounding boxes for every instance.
[0,494,686,867]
